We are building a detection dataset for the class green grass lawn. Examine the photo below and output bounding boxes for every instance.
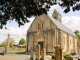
[11,49,25,54]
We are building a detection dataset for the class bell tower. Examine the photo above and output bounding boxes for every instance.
[52,9,62,23]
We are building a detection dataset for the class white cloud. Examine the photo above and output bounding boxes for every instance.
[62,16,80,32]
[48,5,59,16]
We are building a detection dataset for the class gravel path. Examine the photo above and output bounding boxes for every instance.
[0,54,30,60]
[0,54,52,60]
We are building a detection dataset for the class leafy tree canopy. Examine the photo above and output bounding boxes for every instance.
[0,42,7,47]
[74,30,80,39]
[0,0,80,29]
[19,38,26,45]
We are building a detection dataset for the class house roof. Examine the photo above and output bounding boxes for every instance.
[48,15,76,36]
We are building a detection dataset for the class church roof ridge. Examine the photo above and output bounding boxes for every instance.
[48,15,76,36]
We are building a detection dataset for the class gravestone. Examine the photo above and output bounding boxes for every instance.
[66,56,73,60]
[54,45,63,60]
[36,44,40,60]
[40,48,46,60]
[30,50,35,60]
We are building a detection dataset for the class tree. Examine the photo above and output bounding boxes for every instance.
[74,30,80,39]
[19,38,26,45]
[5,37,15,45]
[9,42,14,47]
[0,0,80,29]
[0,42,7,47]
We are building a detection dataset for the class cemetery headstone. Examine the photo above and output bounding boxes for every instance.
[36,44,40,60]
[54,45,63,60]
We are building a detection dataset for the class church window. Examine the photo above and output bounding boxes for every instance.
[38,21,44,30]
[69,38,71,45]
[63,36,65,45]
[54,16,57,19]
[38,23,40,30]
[41,22,44,29]
[70,38,71,45]
[62,35,65,46]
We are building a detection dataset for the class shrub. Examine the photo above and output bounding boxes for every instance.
[0,42,7,47]
[9,42,14,47]
[51,53,55,59]
[63,52,70,59]
[11,46,16,49]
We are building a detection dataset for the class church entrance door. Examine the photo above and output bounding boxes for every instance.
[38,42,43,49]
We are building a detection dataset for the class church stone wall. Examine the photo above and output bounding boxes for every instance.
[60,31,78,52]
[27,33,34,51]
[27,14,57,52]
[75,38,78,52]
[27,15,44,32]
[44,15,51,29]
[47,29,54,52]
[68,35,74,52]
[26,12,78,53]
[62,32,69,52]
[60,31,77,52]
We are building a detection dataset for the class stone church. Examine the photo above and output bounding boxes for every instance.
[26,9,78,53]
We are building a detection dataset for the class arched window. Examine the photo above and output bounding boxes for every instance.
[62,35,65,46]
[38,21,44,30]
[70,38,71,45]
[38,23,40,30]
[63,36,65,45]
[42,22,44,29]
[69,38,71,46]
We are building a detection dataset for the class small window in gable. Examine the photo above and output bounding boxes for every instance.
[38,23,40,30]
[38,21,44,31]
[42,22,44,29]
[54,16,57,19]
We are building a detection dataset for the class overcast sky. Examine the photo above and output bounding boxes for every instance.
[0,5,80,44]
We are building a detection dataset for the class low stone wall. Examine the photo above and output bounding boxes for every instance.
[0,47,25,53]
[0,47,5,52]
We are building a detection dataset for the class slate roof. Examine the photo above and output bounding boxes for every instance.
[48,15,76,36]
